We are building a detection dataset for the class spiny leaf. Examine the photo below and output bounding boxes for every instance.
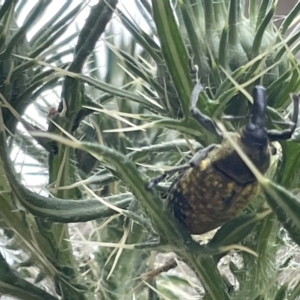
[261,178,300,246]
[208,210,271,248]
[152,0,193,117]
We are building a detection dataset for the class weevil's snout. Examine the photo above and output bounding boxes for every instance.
[242,86,269,145]
[249,86,267,127]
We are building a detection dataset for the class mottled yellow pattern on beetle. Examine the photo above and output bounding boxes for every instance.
[167,156,260,234]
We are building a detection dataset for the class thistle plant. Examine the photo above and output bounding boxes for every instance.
[1,1,300,300]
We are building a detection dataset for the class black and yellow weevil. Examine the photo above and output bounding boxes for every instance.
[147,83,299,234]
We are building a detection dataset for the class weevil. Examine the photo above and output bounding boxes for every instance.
[148,83,299,234]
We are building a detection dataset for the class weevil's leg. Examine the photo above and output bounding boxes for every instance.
[147,164,191,190]
[267,94,299,141]
[190,81,222,137]
[189,144,217,167]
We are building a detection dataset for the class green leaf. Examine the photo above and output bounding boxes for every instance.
[208,210,269,248]
[152,0,193,117]
[252,2,276,58]
[261,178,300,246]
[275,142,300,189]
[117,7,162,63]
[274,283,288,300]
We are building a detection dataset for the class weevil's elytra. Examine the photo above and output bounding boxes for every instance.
[168,135,263,234]
[148,82,299,235]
